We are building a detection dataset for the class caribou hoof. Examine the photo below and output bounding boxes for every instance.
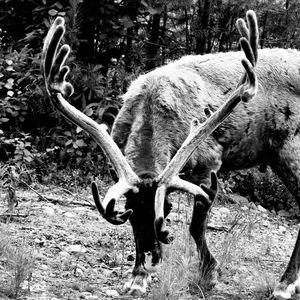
[271,280,300,300]
[123,274,151,296]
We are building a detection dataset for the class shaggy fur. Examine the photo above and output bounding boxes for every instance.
[113,48,300,178]
[112,48,300,298]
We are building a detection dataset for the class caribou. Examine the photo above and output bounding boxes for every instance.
[42,10,300,299]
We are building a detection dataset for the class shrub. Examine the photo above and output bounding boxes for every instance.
[220,167,295,211]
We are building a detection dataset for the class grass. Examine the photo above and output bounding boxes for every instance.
[148,194,205,300]
[0,230,34,299]
[148,225,201,300]
[0,181,295,299]
[148,200,281,300]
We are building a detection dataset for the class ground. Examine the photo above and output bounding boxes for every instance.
[0,179,299,300]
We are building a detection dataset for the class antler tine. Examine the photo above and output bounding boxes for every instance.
[42,17,65,81]
[42,18,141,225]
[247,10,259,64]
[154,11,259,242]
[236,10,258,86]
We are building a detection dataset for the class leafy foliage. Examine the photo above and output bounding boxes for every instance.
[221,168,295,212]
[0,0,300,202]
[0,46,43,130]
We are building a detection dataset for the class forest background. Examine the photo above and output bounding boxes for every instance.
[1,0,299,211]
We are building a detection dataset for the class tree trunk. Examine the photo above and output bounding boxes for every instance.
[125,27,134,72]
[260,11,268,49]
[195,0,212,55]
[218,7,231,52]
[124,0,140,72]
[76,1,96,62]
[146,13,161,70]
[185,8,190,54]
[160,5,167,65]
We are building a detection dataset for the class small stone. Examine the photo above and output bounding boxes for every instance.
[65,244,86,253]
[106,289,120,297]
[64,212,76,218]
[278,210,291,217]
[240,206,248,211]
[230,194,249,205]
[85,296,98,300]
[44,206,55,216]
[40,264,48,270]
[79,292,95,299]
[257,205,267,213]
[59,251,71,259]
[75,267,84,277]
[218,207,230,216]
[278,225,287,233]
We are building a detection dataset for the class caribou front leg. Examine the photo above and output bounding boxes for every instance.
[123,184,171,295]
[189,172,219,290]
[123,247,159,296]
[123,232,162,296]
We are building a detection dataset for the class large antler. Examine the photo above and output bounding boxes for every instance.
[154,10,259,243]
[42,17,141,225]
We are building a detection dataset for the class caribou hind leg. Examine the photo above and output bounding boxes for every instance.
[189,171,219,289]
[269,136,300,299]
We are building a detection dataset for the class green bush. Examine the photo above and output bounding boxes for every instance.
[221,167,295,211]
[0,35,129,184]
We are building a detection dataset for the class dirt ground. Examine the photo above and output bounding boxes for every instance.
[0,181,299,300]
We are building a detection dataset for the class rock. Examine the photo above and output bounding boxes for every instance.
[85,296,98,300]
[218,207,230,216]
[257,205,267,213]
[75,267,84,277]
[79,292,98,300]
[240,206,248,211]
[106,289,120,297]
[229,194,249,205]
[278,225,287,233]
[40,264,48,270]
[65,244,87,253]
[44,206,55,216]
[278,210,291,217]
[64,212,76,218]
[213,207,231,220]
[59,251,71,259]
